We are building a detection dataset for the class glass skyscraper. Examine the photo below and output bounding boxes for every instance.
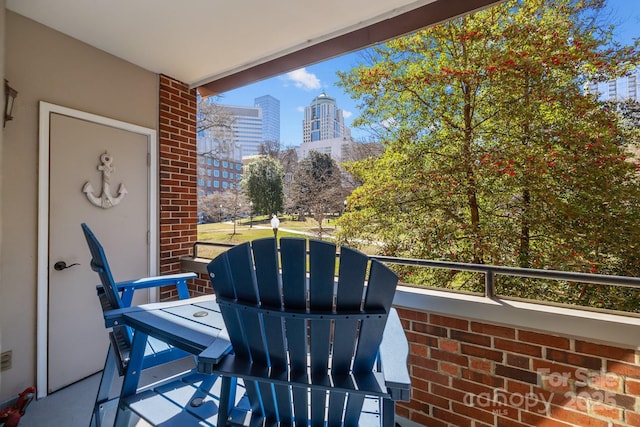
[221,104,264,157]
[255,95,280,144]
[303,93,351,143]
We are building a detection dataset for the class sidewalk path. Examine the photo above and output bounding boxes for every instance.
[252,225,335,239]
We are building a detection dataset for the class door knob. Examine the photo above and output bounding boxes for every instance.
[54,261,80,271]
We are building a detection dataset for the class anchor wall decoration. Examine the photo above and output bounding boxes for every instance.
[83,152,128,209]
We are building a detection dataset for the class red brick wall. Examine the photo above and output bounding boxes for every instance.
[396,307,640,426]
[158,75,210,298]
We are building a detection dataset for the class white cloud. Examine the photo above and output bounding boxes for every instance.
[285,68,321,90]
[296,106,305,113]
[342,110,353,119]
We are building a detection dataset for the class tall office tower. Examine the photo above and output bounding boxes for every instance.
[303,93,351,143]
[198,100,264,156]
[196,103,263,196]
[224,104,264,156]
[255,95,280,144]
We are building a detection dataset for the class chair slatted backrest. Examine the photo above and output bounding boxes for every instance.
[81,223,131,345]
[81,223,124,308]
[207,237,399,426]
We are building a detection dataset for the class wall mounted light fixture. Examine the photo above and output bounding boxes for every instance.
[4,80,18,128]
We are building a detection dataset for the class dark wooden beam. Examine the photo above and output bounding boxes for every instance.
[198,0,504,96]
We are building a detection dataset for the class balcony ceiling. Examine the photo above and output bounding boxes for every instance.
[6,0,502,95]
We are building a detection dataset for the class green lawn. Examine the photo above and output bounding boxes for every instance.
[198,217,337,241]
[198,226,302,244]
[196,217,340,259]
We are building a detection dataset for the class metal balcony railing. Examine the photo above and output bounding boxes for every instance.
[190,241,640,311]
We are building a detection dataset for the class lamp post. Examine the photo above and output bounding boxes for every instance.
[271,214,280,239]
[249,201,253,228]
[233,204,240,235]
[219,205,223,223]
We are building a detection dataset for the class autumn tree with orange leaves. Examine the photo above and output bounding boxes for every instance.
[337,0,640,309]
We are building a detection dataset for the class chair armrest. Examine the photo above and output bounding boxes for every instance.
[117,272,197,289]
[97,272,197,308]
[379,308,411,401]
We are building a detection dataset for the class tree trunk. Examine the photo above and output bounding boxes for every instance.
[519,187,531,268]
[462,78,483,265]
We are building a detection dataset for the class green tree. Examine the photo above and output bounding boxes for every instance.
[614,99,640,135]
[241,156,284,216]
[291,151,344,238]
[337,0,640,306]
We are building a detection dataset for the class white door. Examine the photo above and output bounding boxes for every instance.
[40,105,156,394]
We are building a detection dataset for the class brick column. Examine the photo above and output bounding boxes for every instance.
[158,74,199,299]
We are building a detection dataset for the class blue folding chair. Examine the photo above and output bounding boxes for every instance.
[200,237,411,426]
[81,223,197,427]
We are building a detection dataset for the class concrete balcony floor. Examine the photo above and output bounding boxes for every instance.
[17,358,418,427]
[19,373,101,427]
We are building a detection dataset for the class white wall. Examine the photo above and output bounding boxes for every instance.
[0,10,158,401]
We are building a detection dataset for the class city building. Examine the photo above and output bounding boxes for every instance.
[255,95,280,144]
[224,104,264,156]
[297,136,354,162]
[197,103,265,195]
[587,68,640,102]
[197,135,243,196]
[303,93,351,143]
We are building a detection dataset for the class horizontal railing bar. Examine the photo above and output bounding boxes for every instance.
[191,241,640,290]
[371,255,640,289]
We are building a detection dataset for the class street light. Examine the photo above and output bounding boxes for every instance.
[249,201,253,228]
[219,205,223,223]
[271,214,280,239]
[233,203,241,235]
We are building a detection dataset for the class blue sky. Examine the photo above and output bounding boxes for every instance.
[607,0,640,45]
[214,54,367,147]
[217,0,640,147]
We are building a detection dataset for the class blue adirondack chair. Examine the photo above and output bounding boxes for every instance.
[81,223,197,427]
[200,237,411,426]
